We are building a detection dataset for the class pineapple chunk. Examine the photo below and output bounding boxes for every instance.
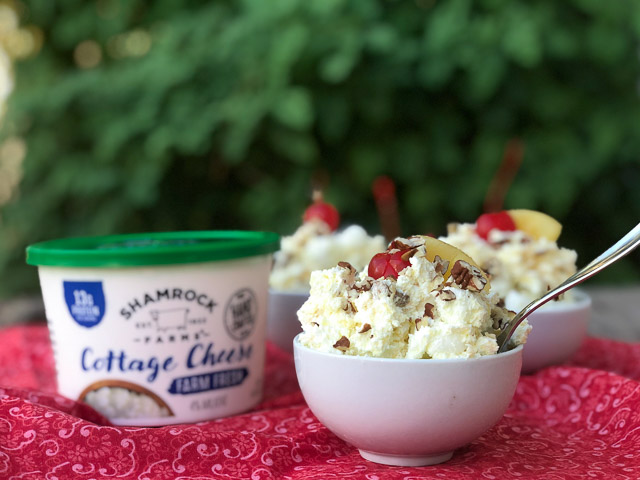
[418,236,490,291]
[507,209,562,242]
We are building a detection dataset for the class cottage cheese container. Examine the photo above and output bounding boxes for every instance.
[26,231,279,426]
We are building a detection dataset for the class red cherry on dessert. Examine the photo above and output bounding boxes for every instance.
[476,211,516,240]
[303,195,340,231]
[368,250,411,279]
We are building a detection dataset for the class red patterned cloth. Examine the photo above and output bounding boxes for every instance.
[2,325,640,479]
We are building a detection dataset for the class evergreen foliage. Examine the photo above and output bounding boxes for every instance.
[1,0,640,297]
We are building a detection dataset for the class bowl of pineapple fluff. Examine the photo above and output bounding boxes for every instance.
[293,235,529,466]
[441,209,591,373]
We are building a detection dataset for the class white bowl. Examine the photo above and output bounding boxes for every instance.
[266,290,309,353]
[521,289,591,374]
[294,336,523,466]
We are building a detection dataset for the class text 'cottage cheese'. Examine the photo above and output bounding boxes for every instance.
[27,231,279,426]
[270,219,386,292]
[297,236,530,359]
[442,220,577,311]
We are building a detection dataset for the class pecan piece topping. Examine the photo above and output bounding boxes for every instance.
[424,303,435,318]
[333,336,350,351]
[342,299,357,314]
[359,323,372,333]
[388,238,412,251]
[415,318,422,331]
[450,260,486,292]
[371,282,393,299]
[389,236,425,251]
[354,279,372,293]
[433,255,450,275]
[394,291,410,307]
[338,261,357,285]
[437,289,457,302]
[400,248,418,262]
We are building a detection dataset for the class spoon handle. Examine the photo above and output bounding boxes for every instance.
[496,221,640,353]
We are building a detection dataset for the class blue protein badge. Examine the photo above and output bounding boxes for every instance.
[63,281,106,328]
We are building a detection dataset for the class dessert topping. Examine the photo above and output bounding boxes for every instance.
[475,211,516,240]
[437,289,457,302]
[359,323,372,333]
[450,260,487,292]
[333,336,350,351]
[303,191,340,231]
[423,303,435,318]
[368,250,412,280]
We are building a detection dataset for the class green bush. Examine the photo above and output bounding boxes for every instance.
[1,0,640,298]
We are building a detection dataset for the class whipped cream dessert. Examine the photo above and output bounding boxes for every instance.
[270,219,386,292]
[442,222,577,310]
[297,236,530,359]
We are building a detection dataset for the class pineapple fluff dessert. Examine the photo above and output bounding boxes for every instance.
[442,210,577,311]
[297,236,530,359]
[270,193,385,292]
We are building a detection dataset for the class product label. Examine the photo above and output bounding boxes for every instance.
[63,281,106,328]
[42,258,270,426]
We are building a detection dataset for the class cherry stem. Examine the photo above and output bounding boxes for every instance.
[311,189,324,203]
[483,138,524,213]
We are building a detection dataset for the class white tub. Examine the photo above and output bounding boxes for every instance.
[27,231,279,426]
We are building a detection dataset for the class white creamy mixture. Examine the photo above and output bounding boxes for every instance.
[270,220,386,292]
[85,386,171,419]
[297,238,530,359]
[442,224,577,311]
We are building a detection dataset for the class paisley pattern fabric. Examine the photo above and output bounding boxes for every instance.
[2,325,640,479]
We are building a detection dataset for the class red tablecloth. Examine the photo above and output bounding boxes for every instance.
[2,325,640,479]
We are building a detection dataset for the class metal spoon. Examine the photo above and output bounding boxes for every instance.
[496,221,640,353]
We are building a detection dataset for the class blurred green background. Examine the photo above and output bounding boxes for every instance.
[0,0,639,299]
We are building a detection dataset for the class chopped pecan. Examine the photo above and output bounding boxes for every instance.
[433,255,450,275]
[394,291,410,307]
[415,318,422,331]
[424,303,435,318]
[437,289,457,302]
[333,336,350,351]
[372,282,393,299]
[342,300,357,314]
[338,261,357,285]
[389,236,425,251]
[450,260,486,292]
[400,248,418,262]
[388,238,412,251]
[338,261,356,272]
[354,279,372,293]
[359,323,372,333]
[405,236,426,248]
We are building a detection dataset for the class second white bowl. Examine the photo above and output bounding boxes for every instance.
[266,290,309,353]
[520,289,591,374]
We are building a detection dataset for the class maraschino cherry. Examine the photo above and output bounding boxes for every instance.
[303,190,340,232]
[368,250,412,279]
[475,211,516,240]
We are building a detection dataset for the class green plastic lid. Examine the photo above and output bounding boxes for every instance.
[26,231,280,268]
